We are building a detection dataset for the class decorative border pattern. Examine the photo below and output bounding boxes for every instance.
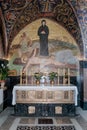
[0,0,83,55]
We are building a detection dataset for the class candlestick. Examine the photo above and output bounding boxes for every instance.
[63,68,65,85]
[20,68,22,84]
[58,68,59,85]
[68,68,70,85]
[26,69,27,85]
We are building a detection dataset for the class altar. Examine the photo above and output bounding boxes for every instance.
[12,84,78,117]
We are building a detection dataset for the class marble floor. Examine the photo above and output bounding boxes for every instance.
[0,107,87,130]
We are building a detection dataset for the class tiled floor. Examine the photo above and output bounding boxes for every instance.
[0,107,87,130]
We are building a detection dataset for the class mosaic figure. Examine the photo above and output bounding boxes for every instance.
[18,32,32,62]
[38,19,49,56]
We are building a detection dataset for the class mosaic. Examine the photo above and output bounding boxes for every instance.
[0,0,83,56]
[0,107,87,130]
[17,125,76,130]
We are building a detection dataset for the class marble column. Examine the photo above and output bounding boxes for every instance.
[80,60,87,109]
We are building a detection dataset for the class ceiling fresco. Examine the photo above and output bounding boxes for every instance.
[0,0,84,56]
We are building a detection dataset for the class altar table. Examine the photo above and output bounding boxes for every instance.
[12,84,78,116]
[12,84,78,106]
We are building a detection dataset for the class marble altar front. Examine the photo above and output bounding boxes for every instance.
[12,85,78,105]
[12,85,78,116]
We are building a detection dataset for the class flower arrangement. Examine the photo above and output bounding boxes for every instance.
[49,72,58,81]
[34,72,43,80]
[0,63,9,81]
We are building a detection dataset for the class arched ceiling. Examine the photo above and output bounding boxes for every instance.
[0,0,83,55]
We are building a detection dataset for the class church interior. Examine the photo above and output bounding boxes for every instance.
[0,0,87,130]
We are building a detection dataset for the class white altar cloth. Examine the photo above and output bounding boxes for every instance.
[12,84,78,106]
[0,89,3,105]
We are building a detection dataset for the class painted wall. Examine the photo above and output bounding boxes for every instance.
[8,19,79,76]
[0,0,83,56]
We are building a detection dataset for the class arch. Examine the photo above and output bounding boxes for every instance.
[10,18,80,59]
[5,0,83,56]
[0,7,8,57]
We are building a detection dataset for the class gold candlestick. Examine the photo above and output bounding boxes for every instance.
[20,69,22,85]
[63,68,65,85]
[58,68,59,85]
[68,68,70,85]
[26,70,27,85]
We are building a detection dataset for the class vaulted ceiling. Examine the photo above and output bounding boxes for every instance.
[0,0,83,56]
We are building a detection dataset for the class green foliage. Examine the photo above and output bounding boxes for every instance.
[34,72,43,80]
[0,64,9,80]
[49,72,58,81]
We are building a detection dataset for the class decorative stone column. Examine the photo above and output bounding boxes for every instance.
[80,60,87,109]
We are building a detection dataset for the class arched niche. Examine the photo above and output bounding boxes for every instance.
[8,19,80,85]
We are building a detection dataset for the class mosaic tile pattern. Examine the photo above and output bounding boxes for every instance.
[17,125,76,130]
[1,107,87,130]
